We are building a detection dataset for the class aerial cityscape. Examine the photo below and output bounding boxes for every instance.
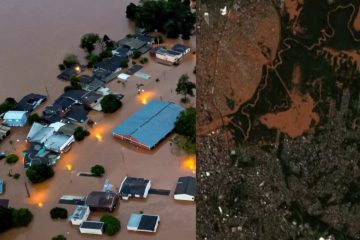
[0,0,196,239]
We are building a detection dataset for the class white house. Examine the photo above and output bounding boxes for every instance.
[127,213,160,233]
[44,134,75,153]
[3,111,28,127]
[70,205,90,225]
[79,221,104,235]
[174,176,196,201]
[26,123,55,144]
[151,47,182,63]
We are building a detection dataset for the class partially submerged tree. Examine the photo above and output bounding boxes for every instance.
[100,215,121,236]
[26,164,54,184]
[80,33,100,54]
[0,98,17,115]
[52,235,66,240]
[176,74,196,102]
[11,208,33,227]
[6,154,19,164]
[101,94,122,113]
[91,164,105,177]
[50,207,68,219]
[28,113,41,125]
[174,107,196,154]
[74,127,90,141]
[63,54,79,68]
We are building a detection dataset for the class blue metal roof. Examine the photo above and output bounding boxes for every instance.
[112,100,184,149]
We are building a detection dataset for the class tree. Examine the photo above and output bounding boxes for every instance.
[52,235,66,240]
[132,50,142,59]
[175,74,196,102]
[28,113,41,125]
[100,215,121,236]
[6,154,19,164]
[175,107,196,143]
[74,127,90,141]
[100,94,122,113]
[11,208,33,227]
[50,207,68,219]
[0,97,17,115]
[63,54,79,68]
[80,33,100,54]
[91,164,105,177]
[0,206,13,233]
[164,19,180,38]
[26,164,54,184]
[126,3,139,20]
[120,59,129,69]
[86,54,98,68]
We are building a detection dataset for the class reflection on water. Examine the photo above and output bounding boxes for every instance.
[181,155,196,174]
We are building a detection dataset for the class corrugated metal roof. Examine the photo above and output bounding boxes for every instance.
[112,100,184,149]
[3,111,27,120]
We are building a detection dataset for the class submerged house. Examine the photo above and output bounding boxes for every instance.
[85,191,119,212]
[127,213,160,233]
[3,111,28,127]
[171,44,191,56]
[119,176,151,200]
[174,176,196,201]
[80,221,104,235]
[112,100,184,150]
[70,205,90,225]
[150,47,183,64]
[16,93,47,112]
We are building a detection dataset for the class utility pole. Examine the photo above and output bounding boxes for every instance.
[45,86,50,98]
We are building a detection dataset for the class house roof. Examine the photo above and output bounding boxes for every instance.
[61,90,88,102]
[171,44,190,54]
[65,104,89,123]
[49,122,66,132]
[94,56,124,73]
[138,215,159,231]
[53,97,76,112]
[3,111,27,120]
[71,205,89,221]
[26,122,55,143]
[16,93,47,112]
[80,221,104,230]
[85,191,118,209]
[118,37,146,50]
[112,100,184,149]
[57,68,78,81]
[152,47,182,57]
[133,34,154,44]
[174,176,196,196]
[119,176,150,197]
[58,123,79,136]
[24,143,60,168]
[44,134,73,152]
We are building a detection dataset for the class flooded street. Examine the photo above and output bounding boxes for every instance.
[0,0,196,239]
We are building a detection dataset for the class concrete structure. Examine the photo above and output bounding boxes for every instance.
[3,111,28,127]
[150,47,183,63]
[174,176,196,201]
[112,100,184,150]
[79,221,104,235]
[127,213,160,233]
[119,176,151,200]
[85,191,119,212]
[70,205,90,225]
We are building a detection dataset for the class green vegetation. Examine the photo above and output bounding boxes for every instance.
[100,215,121,236]
[80,33,100,54]
[132,50,141,59]
[126,0,195,39]
[226,97,235,110]
[174,107,195,154]
[0,206,32,233]
[62,54,79,68]
[50,207,68,219]
[52,235,66,240]
[91,164,105,177]
[100,94,122,113]
[74,127,90,141]
[28,113,41,125]
[120,59,129,69]
[6,154,19,164]
[64,75,82,92]
[26,164,54,184]
[86,54,98,68]
[13,173,21,180]
[140,57,149,64]
[176,74,196,103]
[0,97,17,115]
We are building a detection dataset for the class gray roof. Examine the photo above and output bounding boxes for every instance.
[174,176,196,196]
[58,123,79,136]
[71,205,89,221]
[26,123,55,143]
[85,191,118,209]
[44,134,73,152]
[118,37,146,50]
[80,221,104,230]
[120,177,150,197]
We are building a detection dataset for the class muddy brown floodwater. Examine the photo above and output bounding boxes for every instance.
[0,1,196,239]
